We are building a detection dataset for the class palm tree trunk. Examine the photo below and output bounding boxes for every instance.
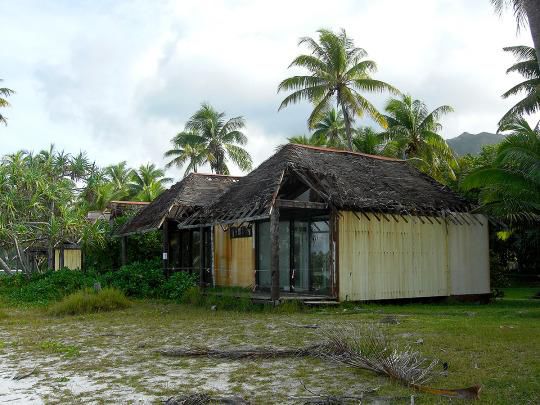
[341,103,354,151]
[524,0,540,70]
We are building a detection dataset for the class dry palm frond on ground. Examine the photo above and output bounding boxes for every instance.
[157,324,481,400]
[317,325,480,399]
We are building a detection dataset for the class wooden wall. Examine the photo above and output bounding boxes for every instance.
[338,212,490,301]
[213,225,255,287]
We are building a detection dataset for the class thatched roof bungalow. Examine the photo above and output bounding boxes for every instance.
[121,144,490,302]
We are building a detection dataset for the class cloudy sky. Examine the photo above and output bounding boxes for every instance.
[0,0,534,178]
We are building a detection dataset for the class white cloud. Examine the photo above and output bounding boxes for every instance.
[0,0,535,182]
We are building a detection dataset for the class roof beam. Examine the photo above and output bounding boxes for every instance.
[275,199,328,210]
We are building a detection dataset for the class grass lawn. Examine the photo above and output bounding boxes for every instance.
[0,289,538,404]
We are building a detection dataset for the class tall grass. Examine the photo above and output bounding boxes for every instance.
[48,287,131,316]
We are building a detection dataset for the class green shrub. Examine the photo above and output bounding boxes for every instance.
[181,286,205,306]
[0,310,7,320]
[84,216,161,272]
[102,259,164,298]
[163,272,198,300]
[0,270,97,304]
[48,287,130,316]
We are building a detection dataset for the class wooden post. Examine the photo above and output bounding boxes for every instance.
[59,245,65,270]
[199,225,205,287]
[47,244,55,270]
[328,210,337,298]
[120,236,127,267]
[270,207,280,302]
[162,220,170,277]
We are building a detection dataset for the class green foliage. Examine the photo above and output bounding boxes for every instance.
[278,28,398,149]
[129,163,171,202]
[166,103,253,175]
[102,259,164,298]
[48,287,131,316]
[0,78,15,126]
[84,216,161,272]
[0,146,107,274]
[500,45,540,124]
[382,94,457,182]
[0,269,97,304]
[0,310,7,320]
[163,272,198,301]
[39,340,80,358]
[461,116,540,223]
[180,286,205,306]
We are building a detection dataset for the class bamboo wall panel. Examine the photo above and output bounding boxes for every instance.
[213,226,255,287]
[448,214,490,295]
[338,212,448,301]
[54,249,82,270]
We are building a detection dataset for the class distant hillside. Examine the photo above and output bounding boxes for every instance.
[447,132,506,156]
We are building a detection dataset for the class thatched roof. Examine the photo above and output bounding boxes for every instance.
[116,173,240,236]
[179,144,472,226]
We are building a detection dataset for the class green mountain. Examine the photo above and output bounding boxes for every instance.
[447,132,506,156]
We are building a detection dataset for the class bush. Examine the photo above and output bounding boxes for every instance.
[163,272,198,300]
[48,287,130,316]
[181,286,205,306]
[0,270,98,304]
[84,216,161,272]
[101,259,164,298]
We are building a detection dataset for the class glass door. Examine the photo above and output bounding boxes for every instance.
[292,220,310,292]
[310,220,330,294]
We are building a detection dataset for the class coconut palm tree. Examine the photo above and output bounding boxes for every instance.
[461,115,540,223]
[278,29,399,150]
[0,79,14,126]
[286,134,326,146]
[382,94,456,181]
[130,163,171,202]
[104,161,132,198]
[181,103,252,175]
[491,0,540,69]
[311,109,346,147]
[352,127,388,155]
[164,132,208,177]
[500,45,540,123]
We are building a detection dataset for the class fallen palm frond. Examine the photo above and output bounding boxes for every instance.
[157,344,325,359]
[156,325,481,400]
[318,326,480,400]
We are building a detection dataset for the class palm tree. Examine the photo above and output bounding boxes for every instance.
[286,134,326,146]
[0,79,14,126]
[164,132,208,177]
[500,45,540,123]
[491,0,540,69]
[382,94,457,181]
[104,161,133,198]
[278,29,399,150]
[311,109,345,147]
[352,127,387,155]
[180,103,252,175]
[461,115,540,223]
[130,163,171,202]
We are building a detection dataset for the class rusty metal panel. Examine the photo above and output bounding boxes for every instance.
[338,212,448,301]
[448,214,490,295]
[213,226,254,288]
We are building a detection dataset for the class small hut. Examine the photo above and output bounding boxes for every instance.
[116,173,240,281]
